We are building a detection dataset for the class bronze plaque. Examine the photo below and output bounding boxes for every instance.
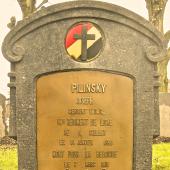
[37,71,133,170]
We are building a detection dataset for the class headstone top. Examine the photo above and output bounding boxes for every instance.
[2,1,166,63]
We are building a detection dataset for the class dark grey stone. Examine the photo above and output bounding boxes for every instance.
[1,1,167,170]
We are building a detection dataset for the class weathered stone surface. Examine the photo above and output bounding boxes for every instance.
[5,99,10,134]
[0,94,6,138]
[2,1,166,170]
[0,105,5,138]
[159,93,170,137]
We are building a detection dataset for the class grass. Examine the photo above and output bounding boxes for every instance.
[0,146,18,170]
[0,144,170,170]
[152,143,170,170]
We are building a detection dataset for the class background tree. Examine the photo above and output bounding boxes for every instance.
[17,0,48,18]
[145,0,170,92]
[17,0,36,18]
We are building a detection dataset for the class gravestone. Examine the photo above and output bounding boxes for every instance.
[5,99,10,134]
[0,94,6,138]
[159,93,170,137]
[2,1,167,170]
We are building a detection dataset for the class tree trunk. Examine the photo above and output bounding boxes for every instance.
[17,0,36,18]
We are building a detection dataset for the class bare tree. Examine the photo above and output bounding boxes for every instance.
[17,0,36,18]
[17,0,48,18]
[145,0,170,92]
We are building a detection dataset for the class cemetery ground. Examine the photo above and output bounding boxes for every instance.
[0,137,170,170]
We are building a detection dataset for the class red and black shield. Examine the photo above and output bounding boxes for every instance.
[65,22,103,62]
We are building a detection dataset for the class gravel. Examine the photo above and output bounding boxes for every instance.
[0,136,17,146]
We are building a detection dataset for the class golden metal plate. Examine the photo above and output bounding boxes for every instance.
[37,71,133,170]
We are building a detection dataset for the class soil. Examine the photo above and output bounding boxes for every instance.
[0,136,17,146]
[153,136,170,144]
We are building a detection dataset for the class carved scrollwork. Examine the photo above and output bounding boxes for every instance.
[7,17,16,30]
[145,46,168,63]
[5,45,25,63]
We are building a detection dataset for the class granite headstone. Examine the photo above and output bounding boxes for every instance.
[2,1,167,170]
[0,94,6,138]
[159,93,170,137]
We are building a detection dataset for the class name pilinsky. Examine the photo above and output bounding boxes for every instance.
[71,83,107,93]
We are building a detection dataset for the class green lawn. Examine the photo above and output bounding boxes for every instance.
[0,144,170,170]
[0,146,18,170]
[152,143,170,170]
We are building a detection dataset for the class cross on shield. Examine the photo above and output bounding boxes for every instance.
[74,24,95,61]
[65,22,103,62]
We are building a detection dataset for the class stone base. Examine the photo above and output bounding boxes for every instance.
[159,93,170,137]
